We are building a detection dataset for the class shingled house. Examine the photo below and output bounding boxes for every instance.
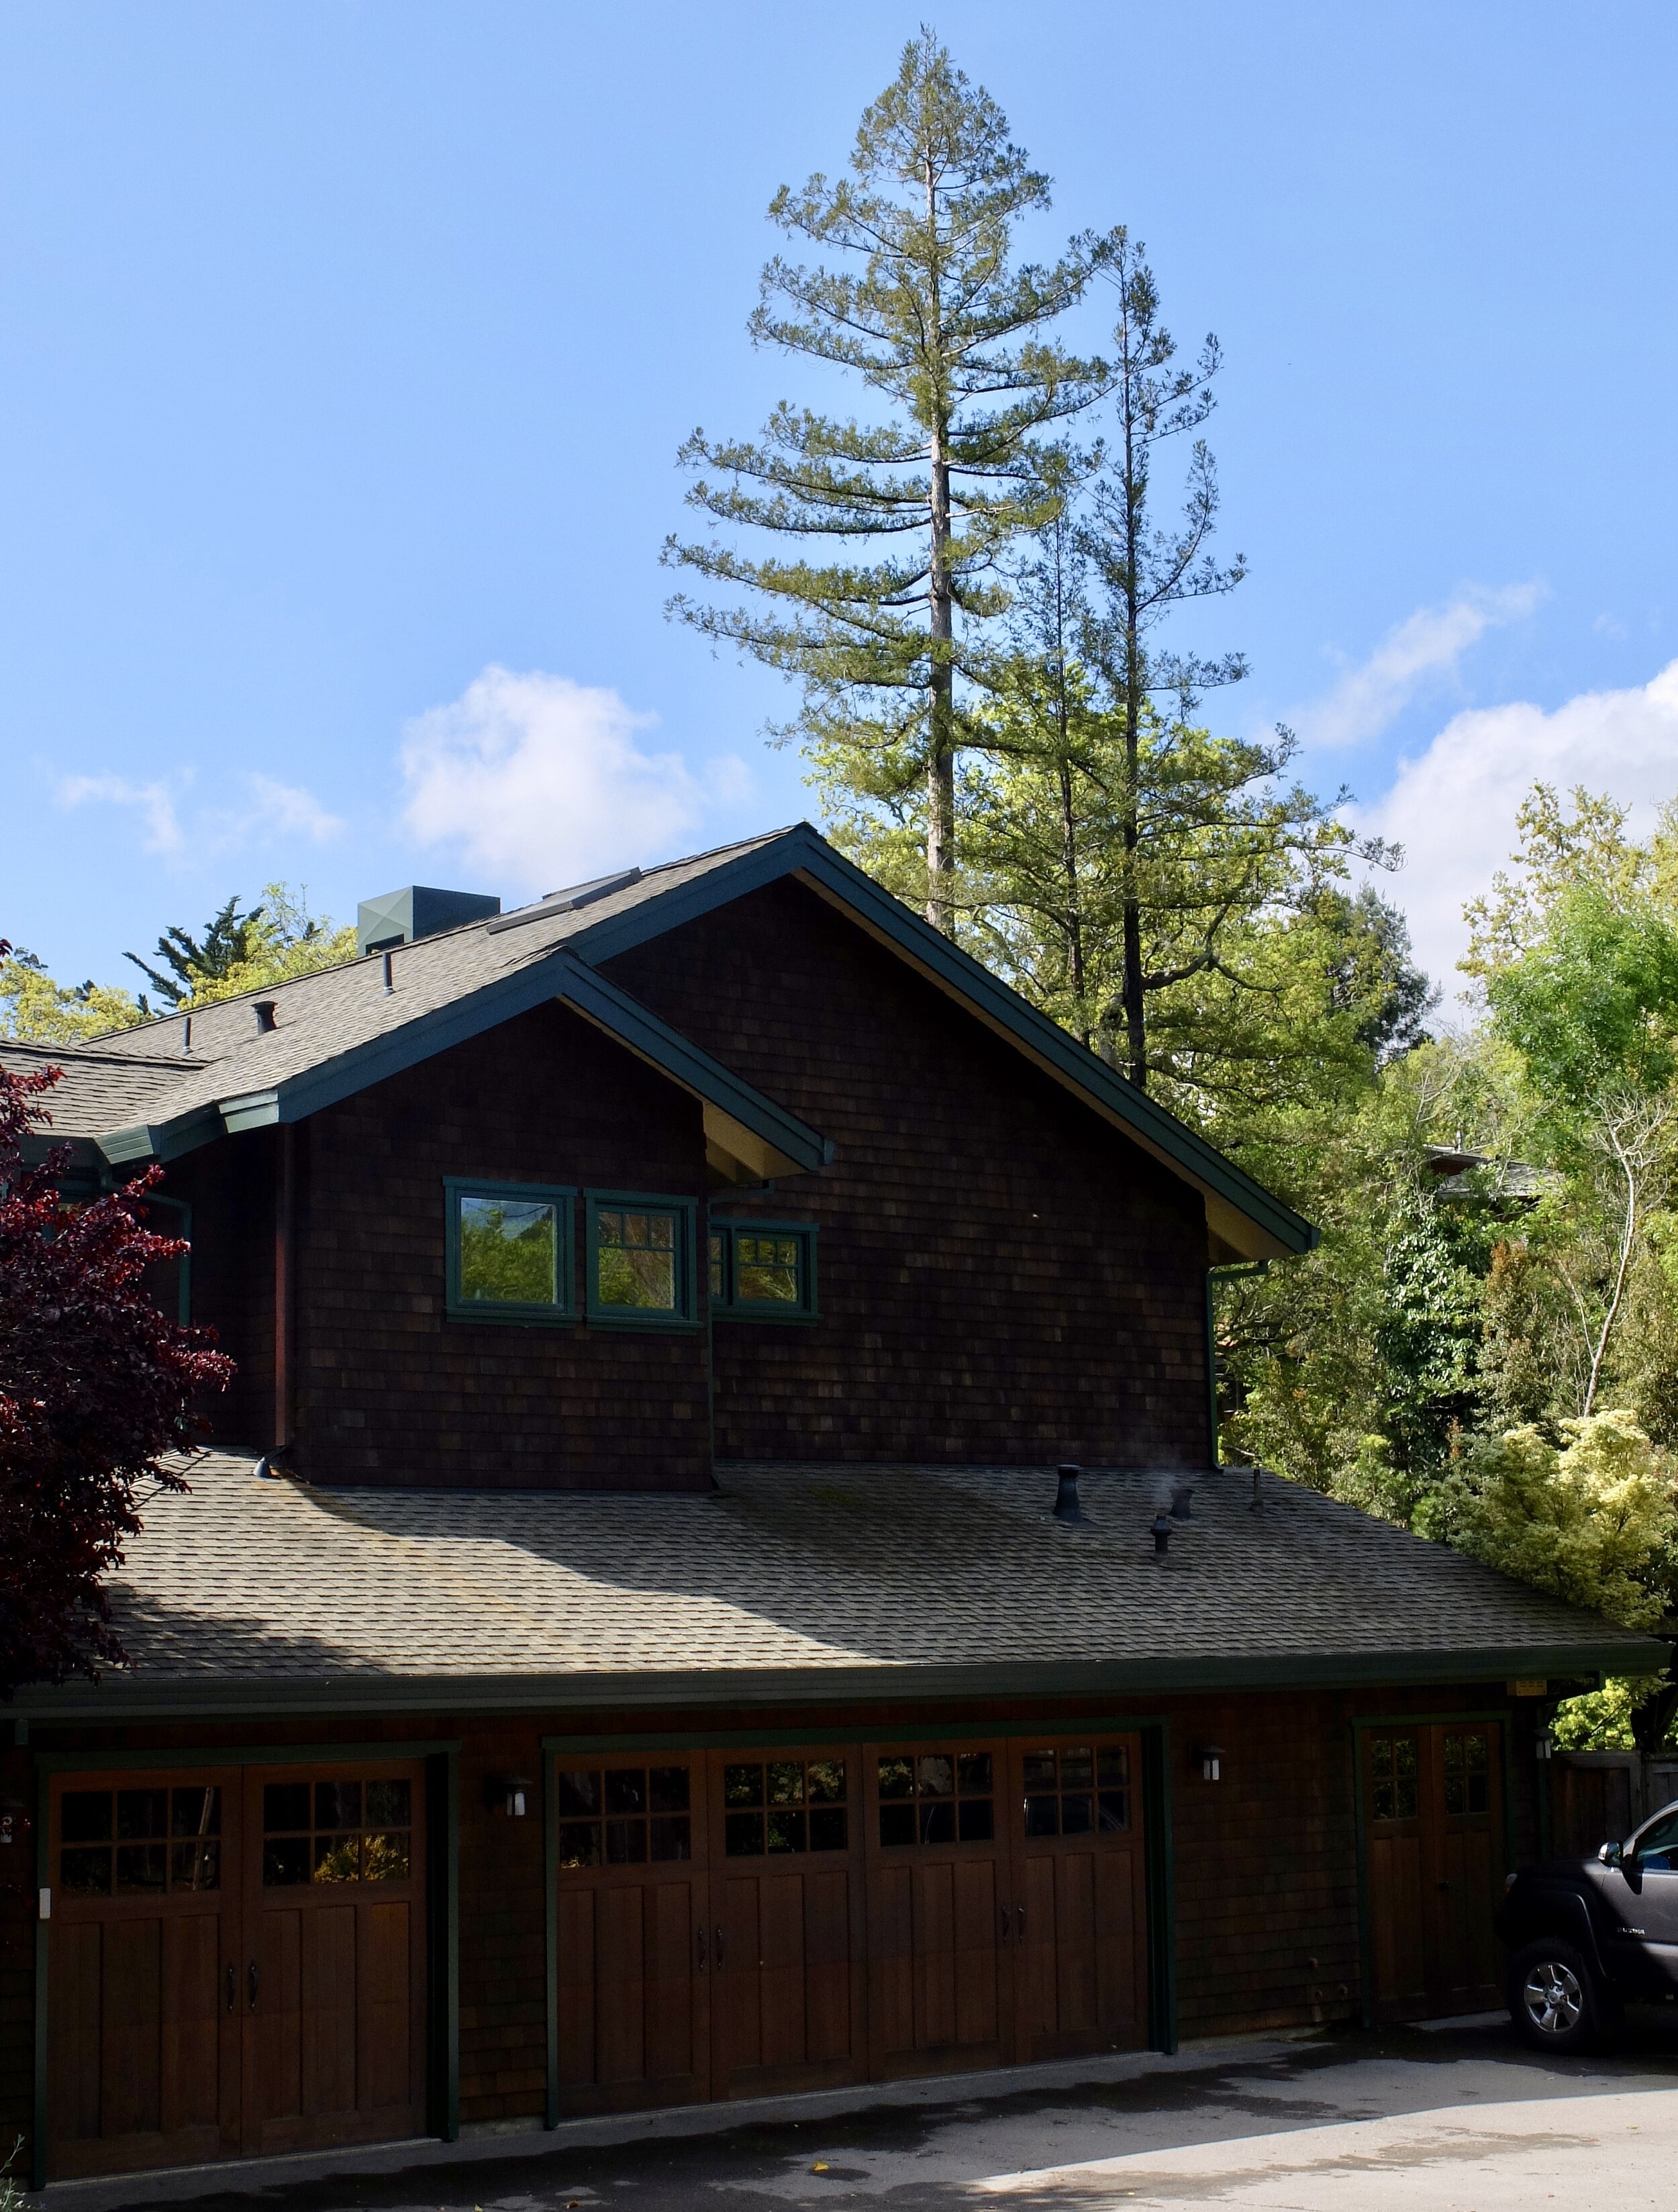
[0,823,1659,2190]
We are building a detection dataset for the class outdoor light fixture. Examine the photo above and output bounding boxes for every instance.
[489,1777,532,1818]
[1199,1746,1226,1783]
[1535,1733,1554,1763]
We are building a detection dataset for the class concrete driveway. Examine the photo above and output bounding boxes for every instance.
[49,2013,1678,2212]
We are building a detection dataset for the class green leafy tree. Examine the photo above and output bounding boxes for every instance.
[125,895,271,1007]
[0,949,140,1042]
[665,30,1117,933]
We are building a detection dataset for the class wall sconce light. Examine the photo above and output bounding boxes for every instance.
[1535,1733,1553,1763]
[1198,1746,1225,1783]
[489,1776,533,1817]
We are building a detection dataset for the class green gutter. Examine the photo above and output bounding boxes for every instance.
[12,1640,1655,1723]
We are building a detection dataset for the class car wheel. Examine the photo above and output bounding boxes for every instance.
[1508,1940,1606,2054]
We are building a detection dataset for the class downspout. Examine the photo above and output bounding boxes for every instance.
[258,1123,296,1480]
[1205,1259,1269,1466]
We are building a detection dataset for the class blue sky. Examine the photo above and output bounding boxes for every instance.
[3,2,1677,999]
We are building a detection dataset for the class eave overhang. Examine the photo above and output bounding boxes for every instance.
[13,1638,1657,1724]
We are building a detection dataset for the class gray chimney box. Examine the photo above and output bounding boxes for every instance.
[356,886,501,957]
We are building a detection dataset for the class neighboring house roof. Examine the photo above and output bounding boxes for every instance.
[13,1450,1659,1721]
[1423,1144,1555,1206]
[1,823,1314,1256]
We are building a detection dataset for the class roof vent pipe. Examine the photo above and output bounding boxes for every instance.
[182,1014,192,1053]
[254,1001,277,1034]
[1152,1512,1173,1558]
[1170,1483,1195,1521]
[1052,1462,1089,1525]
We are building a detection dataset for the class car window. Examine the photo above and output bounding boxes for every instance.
[1632,1808,1678,1870]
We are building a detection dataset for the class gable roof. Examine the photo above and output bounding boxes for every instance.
[3,824,1312,1255]
[13,1450,1657,1721]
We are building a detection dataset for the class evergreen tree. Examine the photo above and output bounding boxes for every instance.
[665,30,1116,933]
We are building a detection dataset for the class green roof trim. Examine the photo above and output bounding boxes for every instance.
[573,823,1318,1260]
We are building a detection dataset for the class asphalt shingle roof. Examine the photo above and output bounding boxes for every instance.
[0,832,789,1144]
[15,1451,1659,1719]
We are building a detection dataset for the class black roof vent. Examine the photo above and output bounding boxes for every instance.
[1170,1483,1195,1521]
[357,886,501,958]
[254,1001,277,1034]
[1052,1463,1089,1525]
[487,866,644,934]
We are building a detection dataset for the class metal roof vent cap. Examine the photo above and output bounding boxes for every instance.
[1052,1462,1089,1525]
[254,1001,278,1034]
[1169,1482,1195,1521]
[1151,1511,1173,1558]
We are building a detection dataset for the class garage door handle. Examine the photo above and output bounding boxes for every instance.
[248,1960,259,2011]
[225,1963,236,2015]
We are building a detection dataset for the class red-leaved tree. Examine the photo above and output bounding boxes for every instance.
[0,1040,233,1695]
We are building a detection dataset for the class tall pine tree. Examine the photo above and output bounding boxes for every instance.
[664,31,1116,932]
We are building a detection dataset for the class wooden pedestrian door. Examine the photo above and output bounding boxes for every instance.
[1363,1723,1503,2022]
[551,1733,1148,2116]
[46,1762,428,2182]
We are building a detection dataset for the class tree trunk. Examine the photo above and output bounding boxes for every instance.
[924,153,956,937]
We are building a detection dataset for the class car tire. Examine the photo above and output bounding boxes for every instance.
[1508,1940,1609,2054]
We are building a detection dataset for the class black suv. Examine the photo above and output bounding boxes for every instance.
[1498,1799,1678,2050]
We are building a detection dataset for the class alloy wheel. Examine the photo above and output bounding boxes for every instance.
[1522,1958,1585,2035]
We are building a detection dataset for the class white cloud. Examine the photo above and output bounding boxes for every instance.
[399,666,744,891]
[1355,658,1678,997]
[56,772,183,854]
[1294,583,1544,748]
[246,774,344,842]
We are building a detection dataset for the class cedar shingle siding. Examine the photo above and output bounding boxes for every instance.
[609,877,1210,1468]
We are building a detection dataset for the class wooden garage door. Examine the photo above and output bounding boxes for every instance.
[46,1761,428,2182]
[552,1730,1150,2113]
[1363,1723,1504,2022]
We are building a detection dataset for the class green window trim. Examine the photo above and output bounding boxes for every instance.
[709,1216,819,1323]
[584,1190,699,1329]
[444,1177,575,1326]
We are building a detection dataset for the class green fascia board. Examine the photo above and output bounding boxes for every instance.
[572,824,1318,1258]
[12,1639,1658,1721]
[97,950,827,1174]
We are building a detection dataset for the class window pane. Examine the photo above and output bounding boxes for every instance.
[807,1760,846,1805]
[61,1848,111,1894]
[649,1766,690,1815]
[916,1754,954,1797]
[737,1233,800,1305]
[878,1803,915,1848]
[263,1837,311,1886]
[1061,1795,1095,1836]
[1097,1748,1130,1789]
[1059,1749,1093,1791]
[957,1798,994,1842]
[598,1241,677,1310]
[809,1807,848,1852]
[1394,1740,1419,1819]
[172,1787,221,1838]
[1024,1796,1059,1838]
[263,1783,310,1833]
[605,1819,646,1865]
[768,1808,807,1854]
[117,1789,168,1840]
[61,1792,111,1845]
[725,1811,764,1857]
[315,1781,361,1829]
[364,1832,411,1881]
[957,1754,993,1796]
[366,1780,411,1827]
[604,1770,646,1817]
[1022,1751,1056,1793]
[557,1770,599,1818]
[171,1840,220,1891]
[919,1801,956,1844]
[877,1756,914,1801]
[115,1844,167,1893]
[767,1762,804,1807]
[313,1835,361,1883]
[724,1764,764,1807]
[458,1195,558,1307]
[708,1233,726,1299]
[557,1823,600,1870]
[1098,1791,1129,1833]
[650,1817,691,1862]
